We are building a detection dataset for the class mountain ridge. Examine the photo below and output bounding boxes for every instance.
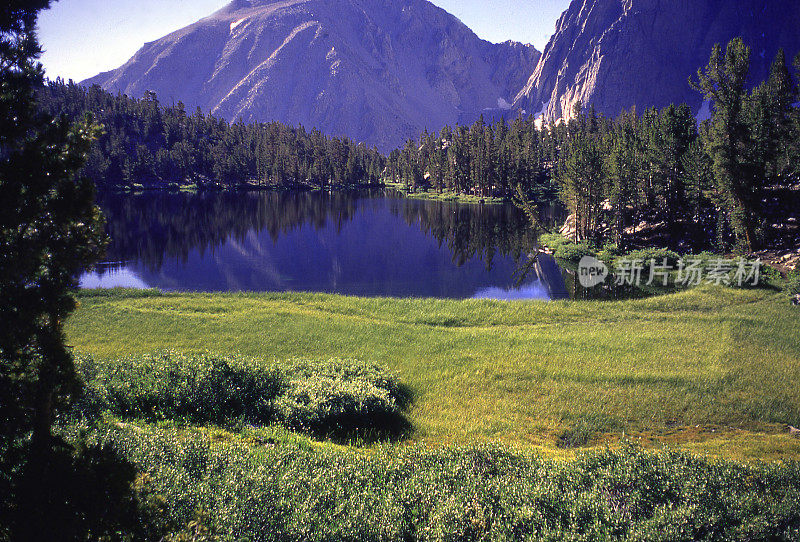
[83,0,541,151]
[513,0,800,122]
[83,0,800,148]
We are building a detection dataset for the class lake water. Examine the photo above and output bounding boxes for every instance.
[80,190,571,300]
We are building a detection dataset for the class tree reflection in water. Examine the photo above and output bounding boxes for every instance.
[85,190,564,299]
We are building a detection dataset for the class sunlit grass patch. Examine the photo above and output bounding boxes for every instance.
[68,285,800,459]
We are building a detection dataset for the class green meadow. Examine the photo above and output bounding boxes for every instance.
[67,285,800,461]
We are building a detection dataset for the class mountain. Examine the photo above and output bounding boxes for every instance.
[83,0,540,151]
[513,0,800,122]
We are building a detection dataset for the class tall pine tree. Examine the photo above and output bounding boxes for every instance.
[1,1,106,536]
[691,38,757,251]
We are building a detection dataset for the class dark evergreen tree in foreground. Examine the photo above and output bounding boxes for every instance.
[0,2,141,540]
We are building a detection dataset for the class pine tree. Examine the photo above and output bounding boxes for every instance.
[1,0,106,535]
[791,53,800,183]
[691,38,757,251]
[647,104,697,243]
[748,50,796,189]
[558,104,606,242]
[605,109,642,246]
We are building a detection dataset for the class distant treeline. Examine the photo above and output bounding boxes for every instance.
[387,115,558,203]
[39,81,386,190]
[391,39,800,252]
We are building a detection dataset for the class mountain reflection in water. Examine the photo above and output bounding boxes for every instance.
[81,190,566,300]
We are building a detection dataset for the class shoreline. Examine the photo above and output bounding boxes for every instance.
[382,181,508,205]
[98,181,514,206]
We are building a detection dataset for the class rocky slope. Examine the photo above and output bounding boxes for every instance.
[83,0,539,151]
[513,0,800,122]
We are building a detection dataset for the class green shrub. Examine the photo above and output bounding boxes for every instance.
[537,233,571,252]
[70,422,800,541]
[272,358,412,441]
[538,233,592,263]
[76,353,411,441]
[77,352,280,425]
[682,251,720,268]
[596,243,622,266]
[554,241,592,262]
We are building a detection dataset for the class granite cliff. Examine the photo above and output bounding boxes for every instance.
[513,0,800,122]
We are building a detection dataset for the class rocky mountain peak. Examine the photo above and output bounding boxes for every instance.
[83,0,540,151]
[513,0,800,123]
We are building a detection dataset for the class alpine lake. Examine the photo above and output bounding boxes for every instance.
[79,189,647,300]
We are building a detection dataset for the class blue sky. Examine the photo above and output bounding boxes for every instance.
[37,0,571,82]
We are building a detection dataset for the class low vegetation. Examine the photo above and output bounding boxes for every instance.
[54,285,800,539]
[787,272,800,299]
[539,232,773,289]
[76,352,410,442]
[538,233,592,262]
[383,180,507,205]
[53,421,800,541]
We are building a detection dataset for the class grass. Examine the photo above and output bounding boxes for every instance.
[66,285,800,460]
[58,286,800,538]
[384,180,507,205]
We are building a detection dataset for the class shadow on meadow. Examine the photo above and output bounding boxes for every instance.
[3,438,173,541]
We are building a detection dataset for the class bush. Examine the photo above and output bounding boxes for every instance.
[73,423,800,541]
[538,233,571,252]
[596,243,622,266]
[554,241,592,262]
[272,358,412,440]
[539,233,592,262]
[682,251,720,268]
[76,352,411,441]
[758,264,784,288]
[77,352,280,425]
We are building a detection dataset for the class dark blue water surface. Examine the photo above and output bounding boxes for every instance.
[80,190,567,299]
